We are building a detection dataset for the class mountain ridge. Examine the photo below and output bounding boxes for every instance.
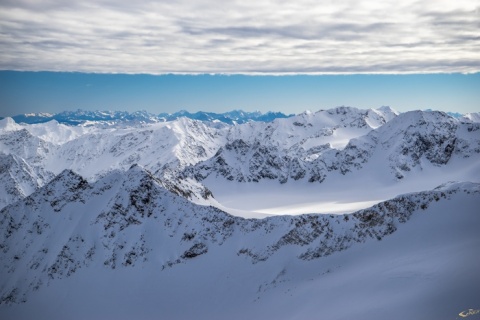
[2,109,295,126]
[1,164,478,307]
[1,106,480,319]
[3,107,478,127]
[1,106,479,216]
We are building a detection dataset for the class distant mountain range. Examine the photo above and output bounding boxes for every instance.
[1,106,479,212]
[3,108,478,127]
[1,109,294,125]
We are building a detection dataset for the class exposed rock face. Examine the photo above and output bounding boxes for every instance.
[1,163,477,305]
[189,110,479,183]
[2,107,479,210]
[1,107,479,314]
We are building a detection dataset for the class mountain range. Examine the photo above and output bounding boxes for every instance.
[1,106,479,319]
[1,109,294,126]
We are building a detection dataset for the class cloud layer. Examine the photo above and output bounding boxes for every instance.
[1,0,479,74]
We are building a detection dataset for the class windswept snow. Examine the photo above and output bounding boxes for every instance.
[0,166,478,319]
[204,156,480,218]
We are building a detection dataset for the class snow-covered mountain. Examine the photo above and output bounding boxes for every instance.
[3,109,293,126]
[1,106,479,319]
[189,106,399,183]
[0,165,479,319]
[159,109,294,124]
[461,112,480,123]
[190,109,479,188]
[0,154,52,210]
[0,107,479,215]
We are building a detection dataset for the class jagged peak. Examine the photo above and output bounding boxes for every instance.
[325,106,362,114]
[123,164,165,188]
[22,169,91,206]
[0,153,33,170]
[9,109,294,126]
[0,117,21,132]
[461,112,480,123]
[52,169,86,183]
[0,117,15,125]
[0,128,40,142]
[375,105,398,113]
[300,110,313,115]
[126,163,155,178]
[380,109,455,129]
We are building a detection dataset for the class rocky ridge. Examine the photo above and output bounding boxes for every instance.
[1,107,479,212]
[1,164,478,304]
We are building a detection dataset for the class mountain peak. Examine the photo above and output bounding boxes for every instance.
[0,117,21,132]
[125,163,157,181]
[8,109,294,126]
[52,169,88,185]
[461,112,480,123]
[1,103,480,318]
[376,105,397,113]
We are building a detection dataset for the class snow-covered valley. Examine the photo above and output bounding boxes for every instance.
[1,107,479,319]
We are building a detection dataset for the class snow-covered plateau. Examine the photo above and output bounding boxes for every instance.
[1,106,479,319]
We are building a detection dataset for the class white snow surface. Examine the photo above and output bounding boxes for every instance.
[1,105,480,319]
[1,107,479,218]
[461,112,480,123]
[0,166,479,319]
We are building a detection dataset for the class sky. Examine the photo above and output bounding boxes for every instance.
[0,1,479,115]
[1,72,479,116]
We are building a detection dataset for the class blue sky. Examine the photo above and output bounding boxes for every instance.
[1,71,479,116]
[0,1,479,116]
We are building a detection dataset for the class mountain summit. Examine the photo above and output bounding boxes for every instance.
[1,106,479,319]
[3,109,294,126]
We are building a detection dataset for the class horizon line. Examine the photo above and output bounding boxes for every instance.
[2,70,480,76]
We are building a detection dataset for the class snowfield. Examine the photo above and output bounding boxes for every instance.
[0,107,479,319]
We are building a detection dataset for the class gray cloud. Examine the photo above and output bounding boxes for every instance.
[181,22,395,42]
[0,0,479,74]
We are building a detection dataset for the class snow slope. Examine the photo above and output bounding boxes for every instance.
[0,166,478,319]
[193,110,480,216]
[1,106,479,319]
[461,112,480,123]
[1,107,479,217]
[0,154,49,209]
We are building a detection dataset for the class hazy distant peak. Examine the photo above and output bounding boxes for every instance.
[9,109,294,126]
[461,112,480,123]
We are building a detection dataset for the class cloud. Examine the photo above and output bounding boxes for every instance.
[0,0,478,74]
